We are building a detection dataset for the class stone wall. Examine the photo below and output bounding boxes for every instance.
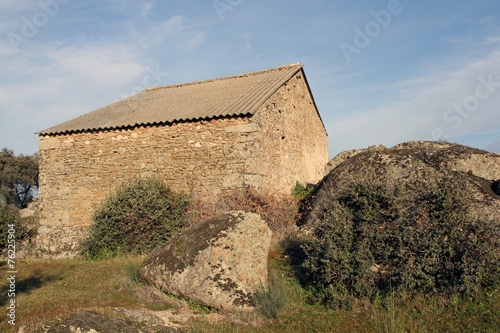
[37,116,260,256]
[254,70,329,190]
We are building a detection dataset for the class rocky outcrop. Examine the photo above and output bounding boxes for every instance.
[303,141,500,227]
[391,140,500,180]
[140,211,272,311]
[325,145,386,174]
[326,141,500,180]
[44,310,184,333]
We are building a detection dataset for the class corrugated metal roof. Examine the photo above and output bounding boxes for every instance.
[38,63,304,135]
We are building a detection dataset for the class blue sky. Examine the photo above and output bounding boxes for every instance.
[1,0,500,158]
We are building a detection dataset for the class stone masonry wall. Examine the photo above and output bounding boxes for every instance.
[37,70,330,257]
[253,70,329,191]
[37,116,260,257]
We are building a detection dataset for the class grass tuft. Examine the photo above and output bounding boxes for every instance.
[372,293,408,333]
[253,270,289,319]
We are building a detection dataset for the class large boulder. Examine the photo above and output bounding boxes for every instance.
[303,141,500,228]
[140,211,272,311]
[391,140,500,180]
[325,144,386,174]
[325,141,500,179]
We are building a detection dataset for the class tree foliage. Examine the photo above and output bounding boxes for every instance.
[0,148,39,208]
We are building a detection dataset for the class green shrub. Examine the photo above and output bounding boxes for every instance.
[80,177,190,259]
[292,181,312,199]
[301,174,500,309]
[0,203,28,250]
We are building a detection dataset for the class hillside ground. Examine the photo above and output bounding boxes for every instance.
[1,251,499,332]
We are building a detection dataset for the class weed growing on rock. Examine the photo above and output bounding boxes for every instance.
[292,181,312,199]
[80,177,190,259]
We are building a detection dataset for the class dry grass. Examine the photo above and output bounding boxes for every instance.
[188,187,299,248]
[0,256,143,332]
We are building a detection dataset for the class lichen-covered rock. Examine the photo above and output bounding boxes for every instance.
[326,141,500,180]
[392,140,500,180]
[302,140,500,228]
[139,211,272,311]
[325,144,386,174]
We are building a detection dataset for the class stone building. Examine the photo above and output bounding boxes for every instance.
[36,63,329,256]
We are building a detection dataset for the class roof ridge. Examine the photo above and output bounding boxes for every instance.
[143,63,302,92]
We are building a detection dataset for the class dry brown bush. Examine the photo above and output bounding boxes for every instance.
[188,187,299,247]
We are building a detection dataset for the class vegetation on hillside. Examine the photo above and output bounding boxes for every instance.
[300,172,500,309]
[4,140,498,331]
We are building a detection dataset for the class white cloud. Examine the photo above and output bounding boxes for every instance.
[0,0,39,12]
[141,2,155,19]
[140,15,186,47]
[485,36,500,44]
[0,40,152,154]
[125,14,207,54]
[44,45,145,86]
[328,48,500,156]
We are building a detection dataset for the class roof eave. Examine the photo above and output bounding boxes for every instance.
[298,67,328,135]
[37,113,256,136]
